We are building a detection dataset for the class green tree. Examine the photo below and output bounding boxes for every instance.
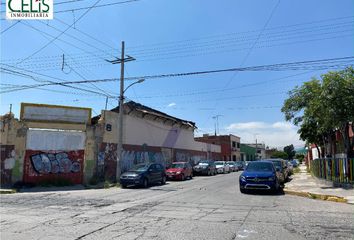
[283,144,295,160]
[271,151,288,159]
[282,67,354,158]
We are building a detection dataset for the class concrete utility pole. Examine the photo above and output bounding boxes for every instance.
[107,41,142,182]
[117,41,125,182]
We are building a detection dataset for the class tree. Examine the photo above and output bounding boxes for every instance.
[271,151,288,159]
[281,67,354,158]
[283,144,295,160]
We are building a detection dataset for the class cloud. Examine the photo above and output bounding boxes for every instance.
[224,121,303,148]
[167,102,176,107]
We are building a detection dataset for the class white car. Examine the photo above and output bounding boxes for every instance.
[215,161,230,174]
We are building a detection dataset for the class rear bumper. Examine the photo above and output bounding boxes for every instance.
[166,173,183,180]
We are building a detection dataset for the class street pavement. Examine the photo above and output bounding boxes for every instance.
[284,164,354,204]
[1,172,353,240]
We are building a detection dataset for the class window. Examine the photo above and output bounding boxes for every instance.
[237,142,240,148]
[232,141,236,148]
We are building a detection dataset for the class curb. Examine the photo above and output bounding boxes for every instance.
[284,189,348,204]
[0,189,17,194]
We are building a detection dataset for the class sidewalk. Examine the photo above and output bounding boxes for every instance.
[284,163,354,204]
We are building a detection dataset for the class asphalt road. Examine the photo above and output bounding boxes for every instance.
[1,172,353,240]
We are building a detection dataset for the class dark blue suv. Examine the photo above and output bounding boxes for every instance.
[120,163,166,188]
[239,161,280,193]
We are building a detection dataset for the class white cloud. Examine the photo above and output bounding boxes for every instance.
[167,102,176,107]
[224,121,303,148]
[227,122,267,130]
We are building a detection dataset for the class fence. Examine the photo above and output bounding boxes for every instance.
[310,158,354,184]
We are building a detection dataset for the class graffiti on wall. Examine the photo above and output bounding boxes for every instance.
[24,150,84,184]
[30,152,81,174]
[1,145,15,186]
[97,143,117,181]
[176,151,205,165]
[121,150,165,173]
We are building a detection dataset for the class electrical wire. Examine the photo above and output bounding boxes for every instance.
[1,56,353,93]
[17,0,103,65]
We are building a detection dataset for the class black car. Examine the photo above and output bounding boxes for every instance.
[193,160,217,176]
[120,163,166,188]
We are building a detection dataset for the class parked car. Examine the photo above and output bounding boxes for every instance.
[264,159,287,184]
[291,159,299,168]
[239,161,280,193]
[286,160,293,176]
[193,160,216,176]
[166,162,193,181]
[120,163,166,188]
[226,161,237,172]
[215,161,230,174]
[235,161,245,171]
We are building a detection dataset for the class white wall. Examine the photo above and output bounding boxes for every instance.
[26,129,86,151]
[123,114,220,153]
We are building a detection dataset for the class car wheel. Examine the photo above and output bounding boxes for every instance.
[142,178,149,188]
[161,176,166,185]
[121,184,127,189]
[190,173,193,179]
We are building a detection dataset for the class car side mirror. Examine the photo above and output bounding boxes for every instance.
[149,168,153,172]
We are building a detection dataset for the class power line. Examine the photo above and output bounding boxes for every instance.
[17,0,103,64]
[4,20,352,71]
[55,0,140,13]
[1,56,353,93]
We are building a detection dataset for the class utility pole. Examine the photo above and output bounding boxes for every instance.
[107,41,135,182]
[254,133,259,160]
[117,41,125,182]
[212,115,222,135]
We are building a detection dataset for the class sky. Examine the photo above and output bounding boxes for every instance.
[1,0,354,148]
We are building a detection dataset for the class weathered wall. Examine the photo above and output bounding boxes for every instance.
[0,116,27,186]
[103,111,221,153]
[23,129,86,185]
[95,110,221,177]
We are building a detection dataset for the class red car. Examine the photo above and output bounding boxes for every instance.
[166,162,193,181]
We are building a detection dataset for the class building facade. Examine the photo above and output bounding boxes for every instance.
[243,143,266,159]
[194,134,241,161]
[0,101,221,186]
[240,144,256,161]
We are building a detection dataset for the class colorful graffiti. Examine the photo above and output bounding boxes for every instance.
[1,145,15,187]
[121,150,165,173]
[23,150,84,184]
[30,152,81,174]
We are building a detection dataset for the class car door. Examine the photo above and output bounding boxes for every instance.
[155,164,164,182]
[147,164,157,183]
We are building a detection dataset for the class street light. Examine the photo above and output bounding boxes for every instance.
[116,79,145,181]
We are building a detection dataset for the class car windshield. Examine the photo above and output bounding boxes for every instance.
[130,164,149,172]
[215,161,224,165]
[271,161,282,168]
[198,161,209,165]
[170,163,185,168]
[246,162,274,172]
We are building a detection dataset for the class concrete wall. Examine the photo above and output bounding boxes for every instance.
[0,113,96,186]
[99,110,220,153]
